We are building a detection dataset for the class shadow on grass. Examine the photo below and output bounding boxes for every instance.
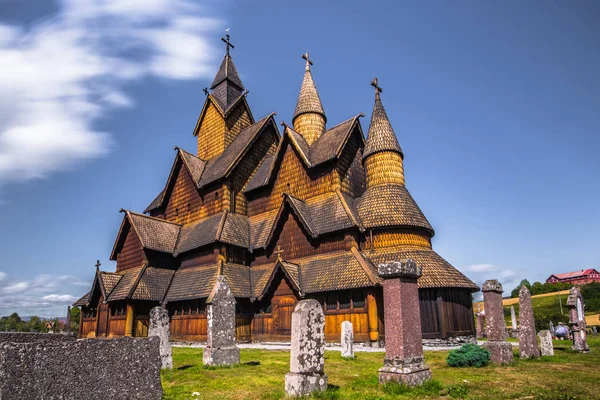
[176,365,193,371]
[243,361,261,366]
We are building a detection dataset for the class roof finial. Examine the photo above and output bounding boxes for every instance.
[203,87,208,96]
[302,52,313,71]
[371,77,383,99]
[95,260,101,271]
[221,31,234,55]
[274,245,285,261]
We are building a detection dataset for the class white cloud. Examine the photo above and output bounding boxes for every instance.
[0,271,6,281]
[467,263,497,272]
[0,0,222,187]
[0,272,91,317]
[42,294,78,303]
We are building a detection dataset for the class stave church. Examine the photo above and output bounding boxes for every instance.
[74,35,478,344]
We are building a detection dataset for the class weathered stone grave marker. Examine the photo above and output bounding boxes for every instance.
[285,299,328,397]
[377,259,432,386]
[341,320,354,359]
[203,276,240,366]
[538,330,554,356]
[518,286,539,358]
[567,287,590,352]
[476,312,485,339]
[149,306,173,369]
[482,279,514,364]
[510,305,519,338]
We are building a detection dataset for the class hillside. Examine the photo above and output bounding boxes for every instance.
[473,290,600,330]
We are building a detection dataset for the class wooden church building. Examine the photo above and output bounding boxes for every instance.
[74,36,478,343]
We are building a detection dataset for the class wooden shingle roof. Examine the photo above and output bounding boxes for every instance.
[131,267,175,302]
[355,185,434,235]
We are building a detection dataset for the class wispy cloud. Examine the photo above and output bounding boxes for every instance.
[0,0,222,189]
[0,271,91,317]
[465,263,521,301]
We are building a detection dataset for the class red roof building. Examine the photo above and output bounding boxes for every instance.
[546,269,600,285]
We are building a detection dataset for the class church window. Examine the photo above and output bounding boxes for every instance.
[352,291,366,308]
[187,202,191,212]
[110,302,125,317]
[339,291,351,309]
[175,208,179,216]
[82,307,96,319]
[215,192,219,200]
[326,293,338,310]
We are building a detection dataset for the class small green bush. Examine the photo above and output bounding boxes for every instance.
[447,383,470,398]
[446,343,490,367]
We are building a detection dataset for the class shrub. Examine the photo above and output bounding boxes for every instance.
[447,383,470,399]
[446,343,490,367]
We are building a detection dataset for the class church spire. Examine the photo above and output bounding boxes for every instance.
[292,52,326,145]
[363,78,405,188]
[210,33,245,110]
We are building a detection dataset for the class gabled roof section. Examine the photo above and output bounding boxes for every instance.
[252,260,303,300]
[107,266,145,302]
[175,212,226,255]
[363,81,403,159]
[254,192,362,251]
[111,211,181,260]
[193,93,251,139]
[130,267,175,302]
[355,185,434,235]
[244,115,363,194]
[73,292,90,307]
[549,269,599,280]
[199,113,278,187]
[143,148,205,214]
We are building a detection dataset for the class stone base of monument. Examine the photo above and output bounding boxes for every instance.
[510,329,520,338]
[378,357,432,387]
[483,341,514,364]
[203,345,240,366]
[285,372,328,397]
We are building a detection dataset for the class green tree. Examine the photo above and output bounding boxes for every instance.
[530,281,544,295]
[70,307,80,333]
[581,281,600,314]
[511,279,531,298]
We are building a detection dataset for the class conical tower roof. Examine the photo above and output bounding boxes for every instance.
[364,78,403,159]
[293,53,326,123]
[209,34,245,110]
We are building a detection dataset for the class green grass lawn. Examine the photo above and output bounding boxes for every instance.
[162,336,600,400]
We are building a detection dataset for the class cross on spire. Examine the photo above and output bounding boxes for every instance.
[221,34,234,55]
[203,87,209,96]
[95,260,101,271]
[274,245,285,261]
[302,52,313,71]
[371,78,383,98]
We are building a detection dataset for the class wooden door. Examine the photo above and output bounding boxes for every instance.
[97,303,109,337]
[135,317,149,337]
[276,297,296,336]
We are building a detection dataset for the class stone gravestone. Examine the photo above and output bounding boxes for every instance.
[481,280,514,364]
[567,287,590,352]
[285,299,327,397]
[549,321,555,337]
[377,260,432,386]
[149,306,173,369]
[518,286,540,358]
[476,312,485,339]
[203,276,240,366]
[538,330,554,356]
[510,305,519,338]
[341,321,354,359]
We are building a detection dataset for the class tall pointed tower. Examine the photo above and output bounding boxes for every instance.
[363,78,405,188]
[292,52,326,145]
[194,34,254,160]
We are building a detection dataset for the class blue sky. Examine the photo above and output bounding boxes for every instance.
[0,0,598,317]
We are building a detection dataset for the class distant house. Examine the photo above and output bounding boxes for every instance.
[546,269,600,285]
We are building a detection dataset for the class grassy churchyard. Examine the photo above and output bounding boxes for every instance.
[161,336,600,400]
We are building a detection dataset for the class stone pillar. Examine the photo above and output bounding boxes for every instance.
[476,313,485,339]
[125,303,135,337]
[518,286,539,358]
[510,305,519,338]
[481,280,513,364]
[538,330,554,356]
[567,287,590,352]
[366,292,379,344]
[285,299,327,397]
[66,306,71,334]
[149,306,173,369]
[341,321,354,359]
[203,276,240,366]
[377,260,431,386]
